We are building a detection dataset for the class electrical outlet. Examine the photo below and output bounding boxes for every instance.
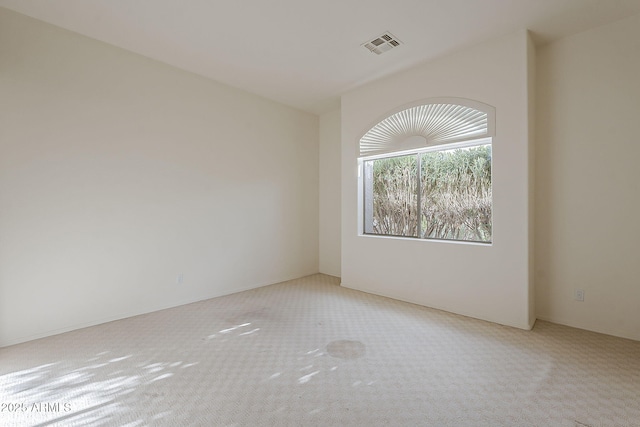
[176,273,184,285]
[574,289,585,302]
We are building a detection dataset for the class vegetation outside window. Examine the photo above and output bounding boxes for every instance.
[359,99,494,244]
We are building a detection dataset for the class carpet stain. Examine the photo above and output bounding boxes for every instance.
[227,306,272,323]
[326,340,366,359]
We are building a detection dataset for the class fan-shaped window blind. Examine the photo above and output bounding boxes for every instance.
[359,100,494,157]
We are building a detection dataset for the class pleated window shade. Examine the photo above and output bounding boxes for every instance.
[359,102,493,157]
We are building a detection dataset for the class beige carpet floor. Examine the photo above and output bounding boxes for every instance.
[1,274,639,427]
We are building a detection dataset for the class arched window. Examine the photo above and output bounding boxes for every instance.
[359,98,494,243]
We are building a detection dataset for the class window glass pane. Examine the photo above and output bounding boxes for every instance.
[420,145,492,242]
[364,154,418,237]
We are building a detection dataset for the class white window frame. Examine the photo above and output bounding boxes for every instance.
[357,98,495,244]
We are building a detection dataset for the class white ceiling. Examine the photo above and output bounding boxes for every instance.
[2,0,640,114]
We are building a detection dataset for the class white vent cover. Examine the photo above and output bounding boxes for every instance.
[362,32,402,55]
[359,101,494,157]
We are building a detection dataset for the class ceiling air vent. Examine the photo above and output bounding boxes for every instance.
[363,32,402,55]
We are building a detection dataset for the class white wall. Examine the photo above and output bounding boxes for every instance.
[535,14,640,341]
[527,34,537,329]
[0,8,319,347]
[341,31,534,330]
[319,108,341,277]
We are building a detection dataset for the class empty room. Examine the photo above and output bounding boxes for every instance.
[1,1,639,426]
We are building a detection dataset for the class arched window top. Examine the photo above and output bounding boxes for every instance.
[359,98,495,157]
